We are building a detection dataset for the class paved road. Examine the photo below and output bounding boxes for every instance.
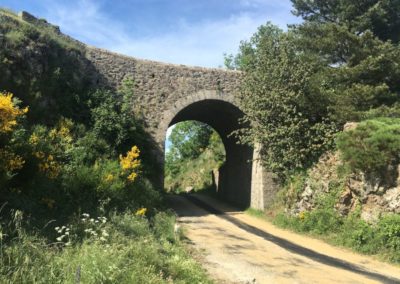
[168,194,400,284]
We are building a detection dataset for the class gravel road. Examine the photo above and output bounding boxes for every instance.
[168,194,400,284]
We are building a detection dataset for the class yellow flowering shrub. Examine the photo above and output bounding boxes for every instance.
[0,92,28,133]
[28,119,75,180]
[0,149,25,172]
[299,211,306,221]
[34,151,46,159]
[0,91,27,177]
[34,151,61,179]
[104,174,114,183]
[37,154,61,179]
[135,207,147,216]
[49,118,73,143]
[119,146,141,182]
[29,133,39,145]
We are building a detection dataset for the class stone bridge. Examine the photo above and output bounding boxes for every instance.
[83,46,278,209]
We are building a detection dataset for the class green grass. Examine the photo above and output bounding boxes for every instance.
[0,8,22,21]
[245,208,270,219]
[0,210,213,283]
[245,207,400,264]
[0,8,82,51]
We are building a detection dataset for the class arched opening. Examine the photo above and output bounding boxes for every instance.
[163,99,253,208]
[165,121,226,193]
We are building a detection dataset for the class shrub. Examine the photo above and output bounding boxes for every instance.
[0,92,28,133]
[0,91,29,192]
[301,209,342,235]
[88,87,142,155]
[376,214,400,261]
[274,208,342,235]
[336,118,400,181]
[280,172,307,207]
[273,212,298,229]
[339,214,377,253]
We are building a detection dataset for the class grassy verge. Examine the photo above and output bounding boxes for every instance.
[245,207,400,264]
[0,209,213,283]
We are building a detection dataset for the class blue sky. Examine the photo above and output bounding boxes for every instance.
[2,0,300,67]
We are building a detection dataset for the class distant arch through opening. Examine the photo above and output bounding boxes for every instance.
[164,120,226,194]
[162,96,253,208]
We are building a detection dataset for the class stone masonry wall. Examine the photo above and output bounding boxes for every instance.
[85,47,242,143]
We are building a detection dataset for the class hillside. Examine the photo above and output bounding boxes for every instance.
[0,9,212,283]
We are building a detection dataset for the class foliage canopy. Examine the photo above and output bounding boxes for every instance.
[336,118,400,182]
[228,0,400,179]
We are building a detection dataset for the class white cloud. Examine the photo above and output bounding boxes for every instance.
[41,0,298,68]
[110,13,269,67]
[42,0,128,46]
[239,0,268,8]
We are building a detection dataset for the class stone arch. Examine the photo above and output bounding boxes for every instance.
[156,90,236,143]
[159,89,253,207]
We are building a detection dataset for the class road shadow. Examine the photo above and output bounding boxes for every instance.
[174,194,400,284]
[165,192,243,217]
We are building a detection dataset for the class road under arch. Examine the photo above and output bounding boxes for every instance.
[167,99,252,207]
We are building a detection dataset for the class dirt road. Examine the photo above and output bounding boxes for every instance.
[168,194,400,284]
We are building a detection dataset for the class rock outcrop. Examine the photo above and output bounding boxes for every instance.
[292,152,400,222]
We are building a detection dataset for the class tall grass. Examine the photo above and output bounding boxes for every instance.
[0,210,213,283]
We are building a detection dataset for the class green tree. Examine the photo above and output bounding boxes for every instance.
[88,79,142,155]
[168,121,212,160]
[230,1,400,179]
[291,0,400,123]
[291,0,400,43]
[234,23,336,179]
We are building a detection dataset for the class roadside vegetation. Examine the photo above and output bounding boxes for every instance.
[0,9,212,283]
[226,0,400,264]
[163,1,400,264]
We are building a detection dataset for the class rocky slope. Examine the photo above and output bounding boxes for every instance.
[292,150,400,223]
